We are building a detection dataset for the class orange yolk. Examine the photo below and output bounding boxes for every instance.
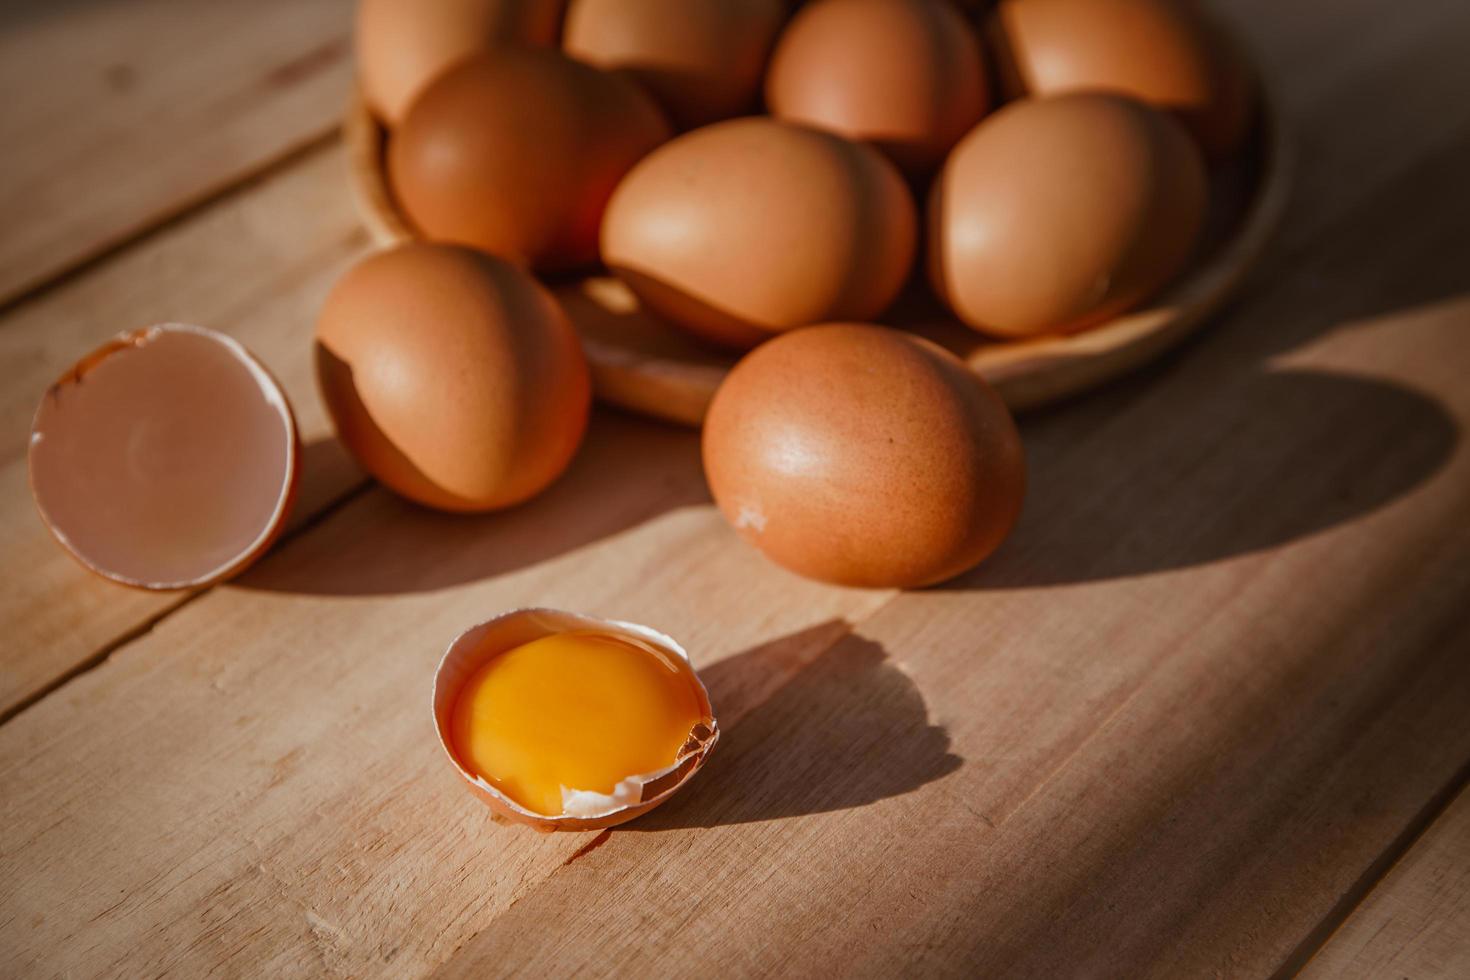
[449,630,706,817]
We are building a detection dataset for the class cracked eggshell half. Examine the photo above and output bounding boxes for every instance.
[29,324,299,590]
[432,608,719,832]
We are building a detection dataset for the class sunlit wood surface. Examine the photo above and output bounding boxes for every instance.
[2,1,1468,975]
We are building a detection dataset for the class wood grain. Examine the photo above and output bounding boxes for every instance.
[6,102,1470,979]
[433,132,1470,980]
[4,0,1470,975]
[0,413,895,977]
[1,0,1463,730]
[0,147,370,719]
[0,0,353,307]
[1302,780,1470,978]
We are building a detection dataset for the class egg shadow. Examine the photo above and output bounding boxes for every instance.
[934,118,1470,591]
[946,368,1457,590]
[252,95,1467,598]
[628,622,963,831]
[236,408,709,596]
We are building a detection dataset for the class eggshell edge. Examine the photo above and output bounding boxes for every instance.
[432,608,719,832]
[28,323,301,591]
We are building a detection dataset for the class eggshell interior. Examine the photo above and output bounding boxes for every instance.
[29,324,298,589]
[433,608,718,831]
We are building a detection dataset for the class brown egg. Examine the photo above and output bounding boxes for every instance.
[602,118,916,349]
[433,608,718,831]
[766,0,990,172]
[389,49,671,271]
[929,93,1207,338]
[315,244,590,512]
[702,324,1025,588]
[987,0,1253,159]
[563,0,788,130]
[356,0,565,125]
[29,325,299,589]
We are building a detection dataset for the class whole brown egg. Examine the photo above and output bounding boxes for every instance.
[766,0,990,172]
[987,0,1252,159]
[356,0,565,125]
[390,49,671,271]
[601,118,916,349]
[929,93,1207,338]
[702,324,1025,588]
[563,0,788,130]
[315,244,590,512]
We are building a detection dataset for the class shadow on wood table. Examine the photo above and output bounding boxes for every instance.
[946,127,1470,591]
[236,410,709,596]
[958,369,1457,590]
[630,622,963,831]
[242,130,1468,599]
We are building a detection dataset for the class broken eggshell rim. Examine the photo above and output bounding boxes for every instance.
[28,322,301,591]
[432,608,720,829]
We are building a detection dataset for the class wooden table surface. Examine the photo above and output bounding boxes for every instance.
[3,1,1468,976]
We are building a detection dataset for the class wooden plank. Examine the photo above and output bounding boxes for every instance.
[1301,779,1470,979]
[433,137,1470,978]
[0,146,370,719]
[3,0,1470,975]
[4,125,1470,976]
[4,0,1468,727]
[0,0,354,306]
[0,411,894,978]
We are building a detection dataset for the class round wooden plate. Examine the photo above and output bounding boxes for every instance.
[345,90,1288,426]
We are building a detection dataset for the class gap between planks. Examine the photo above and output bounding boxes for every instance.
[0,474,374,729]
[7,6,1470,964]
[7,0,1470,746]
[1278,670,1470,974]
[0,130,1386,727]
[0,127,344,324]
[5,140,1468,967]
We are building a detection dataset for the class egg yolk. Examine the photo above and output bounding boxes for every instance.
[449,630,707,817]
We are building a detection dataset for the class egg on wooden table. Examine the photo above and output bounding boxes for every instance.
[434,609,719,831]
[390,48,671,271]
[315,243,590,513]
[766,0,990,172]
[986,0,1253,159]
[702,323,1025,589]
[356,0,565,124]
[929,93,1207,338]
[563,0,789,129]
[601,117,916,349]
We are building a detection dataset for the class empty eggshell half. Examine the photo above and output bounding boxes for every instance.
[433,608,719,832]
[29,324,299,589]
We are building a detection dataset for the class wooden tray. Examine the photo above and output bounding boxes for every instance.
[345,91,1288,426]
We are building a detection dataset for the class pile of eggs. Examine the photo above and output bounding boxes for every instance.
[25,0,1255,830]
[333,0,1252,590]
